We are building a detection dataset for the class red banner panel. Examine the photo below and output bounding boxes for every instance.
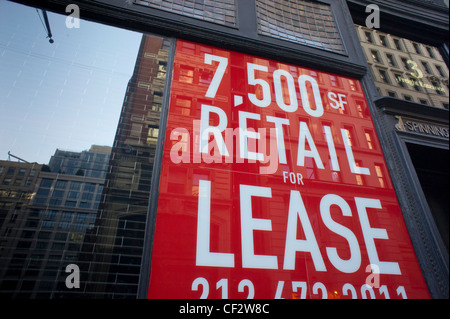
[147,40,430,299]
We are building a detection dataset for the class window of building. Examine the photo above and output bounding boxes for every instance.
[343,126,357,147]
[41,220,55,229]
[364,130,376,149]
[426,46,436,58]
[44,210,58,220]
[81,192,93,201]
[61,212,74,221]
[51,243,65,251]
[40,179,53,188]
[67,191,79,200]
[387,90,397,97]
[37,232,51,240]
[357,28,449,108]
[371,50,382,63]
[386,54,397,67]
[54,180,67,190]
[305,157,317,179]
[395,74,407,88]
[379,35,389,47]
[256,0,345,54]
[57,221,70,230]
[355,168,364,186]
[64,200,77,207]
[51,190,64,199]
[348,79,358,91]
[329,75,341,87]
[436,65,447,77]
[401,57,411,70]
[431,81,444,95]
[355,101,369,118]
[134,0,237,27]
[413,42,422,54]
[49,199,62,206]
[69,182,82,191]
[36,188,50,197]
[35,241,48,250]
[378,69,391,84]
[79,202,91,209]
[33,197,47,205]
[403,94,413,101]
[412,78,422,91]
[393,38,403,51]
[365,31,374,43]
[422,61,433,74]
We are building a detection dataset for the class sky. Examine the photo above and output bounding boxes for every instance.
[0,0,143,164]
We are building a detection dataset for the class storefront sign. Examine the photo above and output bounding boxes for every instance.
[395,115,449,139]
[396,75,446,93]
[146,40,430,298]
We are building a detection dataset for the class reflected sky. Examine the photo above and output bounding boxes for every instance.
[0,0,143,163]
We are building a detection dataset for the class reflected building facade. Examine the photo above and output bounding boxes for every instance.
[79,34,171,298]
[356,25,449,109]
[0,146,110,298]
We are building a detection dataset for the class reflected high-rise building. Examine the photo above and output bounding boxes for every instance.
[80,34,170,298]
[0,145,110,298]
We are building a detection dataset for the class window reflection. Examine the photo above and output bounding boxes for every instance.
[356,25,449,108]
[0,2,170,298]
[256,0,345,54]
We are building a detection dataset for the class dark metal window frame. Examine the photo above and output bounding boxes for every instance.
[15,0,367,78]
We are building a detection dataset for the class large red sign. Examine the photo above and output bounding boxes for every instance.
[147,40,430,299]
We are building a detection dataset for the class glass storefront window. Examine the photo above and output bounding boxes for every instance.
[0,1,172,298]
[134,0,237,27]
[256,0,345,54]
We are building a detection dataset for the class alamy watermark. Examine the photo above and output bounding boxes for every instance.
[65,4,80,29]
[365,4,380,29]
[65,263,80,289]
[365,263,380,289]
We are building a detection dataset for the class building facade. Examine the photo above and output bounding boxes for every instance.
[0,146,110,298]
[48,146,111,179]
[356,25,449,109]
[2,0,449,299]
[78,35,170,298]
